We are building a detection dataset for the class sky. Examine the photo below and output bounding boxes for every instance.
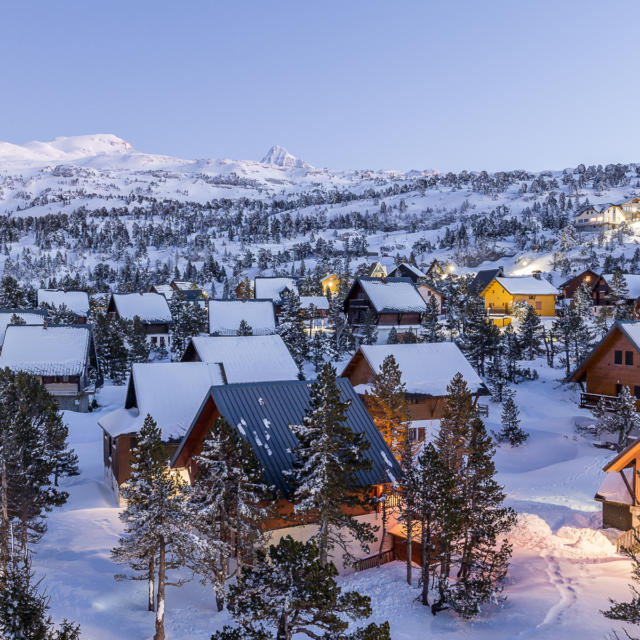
[1,1,639,172]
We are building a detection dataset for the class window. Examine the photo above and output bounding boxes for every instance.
[528,295,535,300]
[634,386,640,400]
[627,351,635,366]
[617,383,623,395]
[151,336,158,346]
[535,301,542,310]
[614,350,623,365]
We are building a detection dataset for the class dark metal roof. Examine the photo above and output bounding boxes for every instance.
[470,267,504,294]
[172,378,401,497]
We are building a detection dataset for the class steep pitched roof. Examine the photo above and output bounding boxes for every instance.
[208,299,276,335]
[254,277,298,302]
[172,379,401,496]
[110,293,172,323]
[0,324,91,376]
[494,276,559,296]
[37,289,90,317]
[0,309,47,346]
[185,335,300,383]
[388,263,427,280]
[357,277,427,313]
[343,342,488,397]
[470,267,503,294]
[98,362,225,440]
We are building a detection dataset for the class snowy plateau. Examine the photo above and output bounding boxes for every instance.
[1,134,640,639]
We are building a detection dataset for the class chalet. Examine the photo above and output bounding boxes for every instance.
[0,324,101,412]
[0,309,47,347]
[254,277,298,313]
[343,277,427,343]
[558,269,604,303]
[367,261,388,278]
[341,342,489,436]
[321,273,340,295]
[425,259,446,278]
[150,281,207,306]
[596,438,640,532]
[98,362,225,501]
[416,282,445,314]
[107,292,172,348]
[469,266,503,295]
[575,203,626,229]
[621,197,640,222]
[602,273,640,316]
[208,299,277,336]
[569,321,640,410]
[299,295,330,331]
[37,289,90,323]
[480,275,559,317]
[387,262,427,283]
[171,378,401,573]
[181,335,300,382]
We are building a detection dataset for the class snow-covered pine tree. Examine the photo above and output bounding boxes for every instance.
[596,386,640,450]
[518,303,543,360]
[326,290,352,359]
[365,354,409,458]
[0,276,27,308]
[41,302,77,325]
[236,319,253,336]
[609,270,633,320]
[487,351,509,402]
[169,292,205,361]
[603,535,640,636]
[288,363,376,566]
[8,313,26,327]
[128,315,150,364]
[360,308,378,346]
[386,327,398,344]
[212,536,391,640]
[421,293,444,342]
[309,332,325,372]
[112,414,188,640]
[93,312,128,384]
[572,280,593,318]
[494,392,528,446]
[276,290,308,376]
[594,304,614,338]
[184,417,268,610]
[459,298,499,375]
[502,324,521,382]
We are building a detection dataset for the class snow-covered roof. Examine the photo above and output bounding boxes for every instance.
[299,296,330,311]
[358,277,427,313]
[0,325,91,376]
[495,276,559,296]
[187,335,299,383]
[98,362,225,440]
[596,469,634,505]
[347,342,486,397]
[110,293,172,323]
[208,299,276,335]
[151,284,175,300]
[619,322,640,349]
[388,263,427,279]
[254,277,298,302]
[0,310,47,346]
[37,289,89,317]
[603,274,640,299]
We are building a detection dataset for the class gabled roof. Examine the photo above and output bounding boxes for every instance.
[109,293,172,323]
[37,289,89,317]
[0,309,47,346]
[356,277,427,313]
[602,274,640,300]
[299,296,330,311]
[342,342,488,397]
[388,263,427,280]
[171,379,401,496]
[470,267,503,294]
[0,324,91,376]
[603,435,640,473]
[568,321,640,383]
[595,468,634,504]
[98,362,225,440]
[184,335,300,383]
[493,276,559,296]
[254,277,298,302]
[558,269,600,290]
[208,299,276,335]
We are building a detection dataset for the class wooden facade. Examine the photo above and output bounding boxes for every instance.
[481,278,557,317]
[417,283,445,314]
[321,273,340,294]
[559,270,600,300]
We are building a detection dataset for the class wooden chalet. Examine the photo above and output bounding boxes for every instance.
[425,259,446,278]
[558,269,607,305]
[37,289,90,323]
[343,276,427,343]
[480,275,559,317]
[150,281,207,305]
[98,362,225,502]
[253,277,298,314]
[596,438,640,532]
[208,298,277,336]
[416,282,445,314]
[171,378,401,573]
[321,273,340,294]
[367,261,388,278]
[469,266,503,295]
[387,262,427,283]
[0,324,101,412]
[569,321,640,410]
[575,203,626,229]
[107,292,172,348]
[341,342,489,434]
[602,273,640,317]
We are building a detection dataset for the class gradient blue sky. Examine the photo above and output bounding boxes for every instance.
[1,1,638,171]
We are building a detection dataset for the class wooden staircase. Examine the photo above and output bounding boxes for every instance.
[616,528,640,553]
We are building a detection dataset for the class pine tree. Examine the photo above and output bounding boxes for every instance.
[459,299,499,375]
[309,332,325,372]
[386,327,398,344]
[610,270,633,320]
[421,293,443,342]
[169,292,206,361]
[93,313,128,384]
[0,276,27,308]
[9,313,26,327]
[184,418,268,611]
[237,319,253,336]
[518,304,543,360]
[128,315,150,364]
[41,303,76,325]
[487,351,509,403]
[572,281,593,318]
[596,386,640,450]
[594,304,614,338]
[326,290,352,359]
[359,308,378,345]
[502,324,521,382]
[212,537,391,640]
[276,291,308,376]
[112,415,188,640]
[365,355,409,458]
[288,364,376,566]
[494,393,528,446]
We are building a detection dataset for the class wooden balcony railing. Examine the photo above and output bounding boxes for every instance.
[579,392,618,410]
[355,549,395,572]
[617,528,640,553]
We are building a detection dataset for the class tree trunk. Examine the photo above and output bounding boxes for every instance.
[154,538,165,640]
[377,498,387,568]
[1,459,8,574]
[277,612,289,640]
[421,521,429,606]
[148,555,155,612]
[318,519,329,566]
[406,517,412,586]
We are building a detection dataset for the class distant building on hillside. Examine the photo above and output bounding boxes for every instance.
[107,292,172,348]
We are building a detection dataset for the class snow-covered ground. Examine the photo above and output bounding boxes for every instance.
[35,360,634,639]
